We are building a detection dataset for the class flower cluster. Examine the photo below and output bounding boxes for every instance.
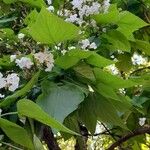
[80,39,97,50]
[0,72,20,98]
[10,51,54,72]
[131,52,148,65]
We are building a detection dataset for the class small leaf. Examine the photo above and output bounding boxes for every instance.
[86,53,114,67]
[0,118,34,149]
[17,99,79,135]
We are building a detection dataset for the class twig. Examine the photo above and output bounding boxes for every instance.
[107,125,150,150]
[1,141,23,150]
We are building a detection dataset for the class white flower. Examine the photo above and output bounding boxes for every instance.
[47,0,52,5]
[0,94,5,98]
[139,117,146,126]
[131,53,148,65]
[6,73,20,92]
[119,88,126,95]
[0,73,6,89]
[15,57,33,69]
[18,33,25,39]
[10,55,16,62]
[47,6,54,12]
[71,0,84,10]
[80,39,90,49]
[105,64,119,75]
[103,0,110,13]
[34,51,54,72]
[89,42,97,49]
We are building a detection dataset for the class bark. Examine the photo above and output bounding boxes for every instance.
[42,126,61,150]
[108,125,150,150]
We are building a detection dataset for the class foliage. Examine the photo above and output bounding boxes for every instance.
[0,0,150,149]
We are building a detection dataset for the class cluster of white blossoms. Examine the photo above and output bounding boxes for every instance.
[11,56,33,69]
[0,72,20,97]
[34,51,54,72]
[59,0,107,26]
[15,57,33,69]
[10,51,54,72]
[80,39,97,50]
[131,52,148,65]
[139,117,146,126]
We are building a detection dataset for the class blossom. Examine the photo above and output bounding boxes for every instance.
[6,73,20,92]
[18,33,25,39]
[89,42,97,49]
[10,55,16,62]
[34,51,54,72]
[47,6,54,12]
[139,117,146,126]
[105,64,119,75]
[47,0,52,5]
[80,39,90,49]
[15,57,33,69]
[0,94,5,98]
[131,52,148,65]
[71,0,84,9]
[103,0,110,13]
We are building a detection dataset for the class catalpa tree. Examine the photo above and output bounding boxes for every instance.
[0,0,150,149]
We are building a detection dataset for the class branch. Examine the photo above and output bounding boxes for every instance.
[107,125,150,150]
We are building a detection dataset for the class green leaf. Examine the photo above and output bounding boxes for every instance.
[94,68,137,89]
[93,4,119,24]
[17,99,79,135]
[74,63,96,83]
[0,118,34,149]
[37,81,84,123]
[3,0,46,8]
[103,30,131,52]
[0,71,40,108]
[133,40,150,56]
[94,6,148,40]
[79,93,127,130]
[55,49,92,69]
[116,54,132,72]
[24,9,38,26]
[86,53,114,67]
[29,7,79,44]
[55,54,80,69]
[117,11,148,40]
[33,134,45,150]
[96,83,120,101]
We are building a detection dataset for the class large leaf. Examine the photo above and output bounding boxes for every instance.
[79,93,127,130]
[0,71,40,108]
[116,11,148,40]
[29,8,79,44]
[94,6,148,40]
[17,99,79,135]
[94,68,137,89]
[103,30,131,52]
[0,118,34,149]
[36,81,85,123]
